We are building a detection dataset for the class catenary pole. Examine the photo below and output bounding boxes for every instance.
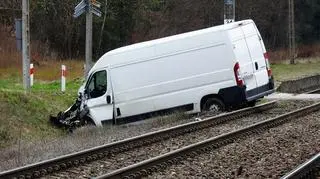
[85,0,93,79]
[288,0,295,64]
[22,0,30,90]
[74,0,101,78]
[224,0,235,24]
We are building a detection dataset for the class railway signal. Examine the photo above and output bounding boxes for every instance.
[74,0,102,78]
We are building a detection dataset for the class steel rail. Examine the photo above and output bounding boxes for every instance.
[97,102,320,179]
[281,153,320,179]
[306,88,320,94]
[0,101,276,179]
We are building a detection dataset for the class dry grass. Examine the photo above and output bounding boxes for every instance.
[27,59,84,81]
[0,26,20,68]
[0,60,84,82]
[0,26,84,81]
[269,44,320,64]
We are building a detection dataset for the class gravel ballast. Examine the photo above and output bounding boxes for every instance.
[0,101,315,174]
[46,101,316,178]
[150,110,320,178]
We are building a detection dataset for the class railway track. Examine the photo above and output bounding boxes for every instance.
[281,153,320,179]
[96,102,320,179]
[306,88,320,94]
[0,101,276,179]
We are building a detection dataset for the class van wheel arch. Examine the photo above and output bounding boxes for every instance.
[201,94,225,112]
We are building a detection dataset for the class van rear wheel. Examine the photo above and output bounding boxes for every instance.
[202,98,225,113]
[247,100,257,107]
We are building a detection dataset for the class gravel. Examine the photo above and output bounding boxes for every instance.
[46,100,315,178]
[300,86,320,94]
[0,100,315,174]
[150,110,320,178]
[0,112,191,171]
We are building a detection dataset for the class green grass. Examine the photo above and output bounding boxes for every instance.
[271,58,320,82]
[0,77,83,92]
[31,78,83,92]
[0,77,82,147]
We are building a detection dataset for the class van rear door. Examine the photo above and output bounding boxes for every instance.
[241,23,269,87]
[228,27,258,91]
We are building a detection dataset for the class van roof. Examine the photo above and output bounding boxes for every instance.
[91,19,254,72]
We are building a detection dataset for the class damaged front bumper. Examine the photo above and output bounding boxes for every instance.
[49,93,89,130]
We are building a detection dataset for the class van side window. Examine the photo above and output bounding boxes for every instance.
[87,70,107,99]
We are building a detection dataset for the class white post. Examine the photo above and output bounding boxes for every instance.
[84,63,86,79]
[30,63,34,87]
[61,65,66,92]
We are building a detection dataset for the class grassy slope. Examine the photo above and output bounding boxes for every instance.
[271,58,320,82]
[0,80,81,147]
[0,59,320,148]
[0,61,83,147]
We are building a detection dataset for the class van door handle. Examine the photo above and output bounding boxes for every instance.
[106,95,111,104]
[255,62,258,70]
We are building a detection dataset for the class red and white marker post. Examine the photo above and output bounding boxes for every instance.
[61,65,66,92]
[30,63,34,87]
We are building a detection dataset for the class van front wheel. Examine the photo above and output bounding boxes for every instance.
[202,98,225,113]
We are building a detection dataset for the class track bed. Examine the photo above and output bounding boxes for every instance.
[49,101,315,178]
[150,110,320,178]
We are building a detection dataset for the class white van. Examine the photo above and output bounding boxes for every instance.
[56,19,274,127]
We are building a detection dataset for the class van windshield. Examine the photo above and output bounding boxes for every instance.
[87,70,107,99]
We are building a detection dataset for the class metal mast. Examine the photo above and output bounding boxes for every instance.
[288,0,295,64]
[85,0,93,79]
[224,0,235,24]
[74,0,101,79]
[22,0,30,90]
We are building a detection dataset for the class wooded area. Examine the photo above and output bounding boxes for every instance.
[0,0,319,59]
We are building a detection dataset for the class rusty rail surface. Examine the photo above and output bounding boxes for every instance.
[0,101,276,179]
[97,102,320,179]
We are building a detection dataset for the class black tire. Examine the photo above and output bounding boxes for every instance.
[202,98,225,112]
[247,100,257,107]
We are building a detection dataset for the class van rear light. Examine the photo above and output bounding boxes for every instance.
[263,52,269,60]
[233,62,244,87]
[264,52,272,78]
[267,69,272,77]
